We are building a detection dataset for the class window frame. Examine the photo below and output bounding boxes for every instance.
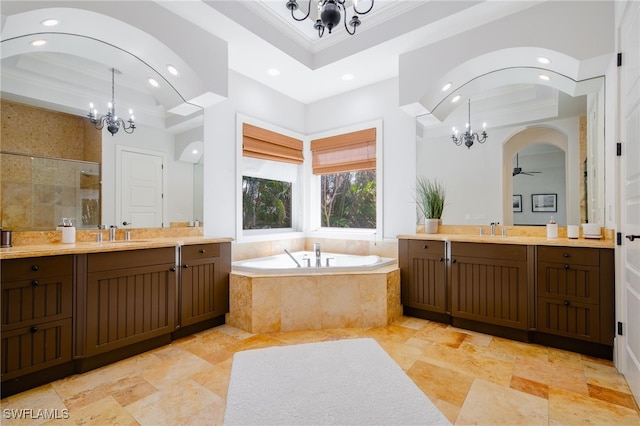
[306,120,383,241]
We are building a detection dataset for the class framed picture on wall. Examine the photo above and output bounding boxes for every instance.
[513,195,522,212]
[531,193,557,212]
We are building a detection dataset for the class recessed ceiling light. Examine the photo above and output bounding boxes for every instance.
[41,18,59,27]
[267,68,280,76]
[30,39,47,47]
[166,65,179,76]
[451,95,461,103]
[441,82,452,91]
[148,77,159,87]
[539,74,551,81]
[342,73,354,81]
[537,56,551,64]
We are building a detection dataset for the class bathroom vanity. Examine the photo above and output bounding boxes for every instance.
[398,234,615,359]
[0,237,231,397]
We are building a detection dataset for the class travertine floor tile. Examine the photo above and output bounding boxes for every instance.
[548,386,640,425]
[50,396,137,426]
[0,385,67,426]
[407,359,474,406]
[513,354,588,395]
[140,350,213,390]
[62,375,156,410]
[456,379,548,425]
[125,378,223,425]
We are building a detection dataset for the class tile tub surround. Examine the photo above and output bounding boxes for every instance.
[1,320,638,425]
[229,265,401,333]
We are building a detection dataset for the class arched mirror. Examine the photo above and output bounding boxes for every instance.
[416,69,604,228]
[1,33,204,231]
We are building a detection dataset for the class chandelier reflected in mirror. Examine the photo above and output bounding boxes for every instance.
[451,99,487,149]
[87,67,136,136]
[285,0,374,38]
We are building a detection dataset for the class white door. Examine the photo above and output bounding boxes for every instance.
[120,149,164,228]
[618,0,640,403]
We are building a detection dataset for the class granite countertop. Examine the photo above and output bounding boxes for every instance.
[0,236,234,260]
[397,233,615,249]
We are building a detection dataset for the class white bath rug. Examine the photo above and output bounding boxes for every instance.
[223,338,450,425]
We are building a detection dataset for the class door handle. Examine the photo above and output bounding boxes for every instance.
[122,221,132,226]
[626,235,640,242]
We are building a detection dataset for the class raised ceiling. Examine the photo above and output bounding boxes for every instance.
[0,1,602,131]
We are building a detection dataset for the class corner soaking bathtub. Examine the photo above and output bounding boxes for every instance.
[231,251,396,274]
[229,251,401,333]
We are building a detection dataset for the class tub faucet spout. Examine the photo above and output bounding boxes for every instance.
[314,243,321,267]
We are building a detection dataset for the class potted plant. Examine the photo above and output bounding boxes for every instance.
[415,177,446,234]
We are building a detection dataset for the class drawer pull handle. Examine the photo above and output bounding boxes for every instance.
[564,264,570,269]
[32,280,39,286]
[563,300,570,307]
[170,267,176,272]
[451,259,457,264]
[439,257,445,262]
[423,245,428,249]
[30,326,38,333]
[183,264,189,269]
[563,253,570,258]
[200,249,206,254]
[31,265,39,271]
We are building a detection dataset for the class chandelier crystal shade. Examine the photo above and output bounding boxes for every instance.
[451,99,487,149]
[285,0,374,38]
[87,68,136,136]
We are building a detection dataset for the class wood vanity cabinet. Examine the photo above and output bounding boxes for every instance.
[178,242,231,329]
[1,256,73,381]
[450,242,532,331]
[536,246,614,345]
[78,247,177,358]
[398,239,447,320]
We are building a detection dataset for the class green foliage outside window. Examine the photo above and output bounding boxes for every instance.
[242,176,292,229]
[320,170,376,228]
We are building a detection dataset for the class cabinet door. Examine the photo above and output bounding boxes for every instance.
[85,264,176,357]
[399,240,446,313]
[537,297,600,342]
[450,255,528,330]
[180,243,230,326]
[1,319,72,380]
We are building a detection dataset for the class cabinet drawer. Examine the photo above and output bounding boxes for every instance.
[1,318,72,381]
[88,247,176,272]
[451,242,526,261]
[537,246,599,266]
[537,262,600,304]
[181,243,220,260]
[406,240,445,255]
[537,297,600,342]
[2,276,72,330]
[1,255,73,282]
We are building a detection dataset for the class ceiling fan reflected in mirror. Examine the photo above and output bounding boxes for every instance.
[513,153,542,176]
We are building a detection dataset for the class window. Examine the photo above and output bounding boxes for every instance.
[311,128,377,229]
[242,176,292,229]
[320,171,376,228]
[240,121,303,234]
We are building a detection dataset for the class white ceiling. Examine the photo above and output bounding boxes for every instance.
[0,0,589,132]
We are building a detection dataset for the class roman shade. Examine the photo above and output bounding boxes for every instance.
[242,123,304,164]
[311,128,376,175]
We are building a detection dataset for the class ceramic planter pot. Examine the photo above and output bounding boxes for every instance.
[425,218,439,234]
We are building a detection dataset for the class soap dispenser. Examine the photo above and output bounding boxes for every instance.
[61,218,76,244]
[546,216,558,238]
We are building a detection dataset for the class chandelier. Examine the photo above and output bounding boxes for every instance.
[451,99,487,149]
[87,68,135,136]
[285,0,374,38]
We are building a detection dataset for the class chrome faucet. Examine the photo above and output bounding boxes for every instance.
[490,222,499,236]
[109,225,117,241]
[314,242,321,267]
